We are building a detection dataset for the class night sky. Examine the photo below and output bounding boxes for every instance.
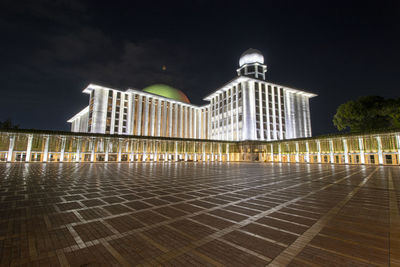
[1,0,399,136]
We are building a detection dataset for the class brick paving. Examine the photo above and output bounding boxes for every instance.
[0,162,399,266]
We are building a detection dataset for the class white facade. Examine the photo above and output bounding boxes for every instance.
[68,49,316,141]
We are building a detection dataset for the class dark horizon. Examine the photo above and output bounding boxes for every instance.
[1,0,399,136]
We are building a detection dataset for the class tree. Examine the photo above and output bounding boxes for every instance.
[333,96,397,132]
[385,98,400,128]
[0,119,19,129]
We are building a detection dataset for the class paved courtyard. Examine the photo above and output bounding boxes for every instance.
[0,162,399,266]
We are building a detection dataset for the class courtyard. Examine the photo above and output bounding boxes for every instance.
[0,162,399,266]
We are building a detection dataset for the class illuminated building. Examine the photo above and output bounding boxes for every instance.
[69,48,316,141]
[0,129,399,165]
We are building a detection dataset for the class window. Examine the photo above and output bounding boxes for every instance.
[247,65,255,72]
[370,155,375,164]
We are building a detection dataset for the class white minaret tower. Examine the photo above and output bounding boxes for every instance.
[236,48,267,80]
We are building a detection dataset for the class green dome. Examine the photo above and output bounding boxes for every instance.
[142,84,190,104]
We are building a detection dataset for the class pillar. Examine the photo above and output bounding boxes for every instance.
[295,142,300,163]
[270,144,273,162]
[396,135,400,165]
[227,144,230,162]
[193,142,197,162]
[105,138,109,162]
[90,138,95,162]
[219,143,222,162]
[117,139,122,162]
[175,141,178,162]
[329,139,334,163]
[130,141,134,162]
[143,140,147,161]
[317,140,321,163]
[25,134,33,162]
[376,136,384,164]
[43,136,50,162]
[75,138,81,162]
[202,143,206,162]
[358,137,365,164]
[343,139,349,164]
[154,141,158,162]
[278,143,282,162]
[60,137,66,162]
[7,135,15,162]
[305,141,310,163]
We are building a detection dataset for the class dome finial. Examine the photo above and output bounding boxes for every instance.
[239,48,264,67]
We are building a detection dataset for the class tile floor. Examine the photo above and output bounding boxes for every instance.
[0,162,399,266]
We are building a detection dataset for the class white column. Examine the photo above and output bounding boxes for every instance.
[150,99,155,136]
[219,143,222,162]
[43,136,50,162]
[154,141,158,162]
[90,139,95,162]
[163,101,167,137]
[278,87,283,139]
[376,136,384,164]
[25,135,33,162]
[74,138,80,162]
[174,104,178,137]
[60,137,66,162]
[105,138,109,162]
[194,142,197,161]
[180,105,184,138]
[130,140,134,162]
[169,103,173,137]
[258,86,264,140]
[271,87,276,140]
[295,142,300,162]
[343,139,349,164]
[189,108,193,138]
[329,139,334,163]
[157,100,162,136]
[227,144,230,162]
[317,140,321,163]
[175,141,178,161]
[117,140,122,162]
[359,137,365,164]
[211,142,214,162]
[270,143,274,162]
[7,135,15,162]
[143,140,147,161]
[136,95,143,135]
[396,134,400,165]
[143,97,149,136]
[278,143,282,162]
[305,141,310,163]
[202,143,206,162]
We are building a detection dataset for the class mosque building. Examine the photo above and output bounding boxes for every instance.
[68,49,317,141]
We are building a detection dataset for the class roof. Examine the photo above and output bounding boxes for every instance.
[142,84,190,104]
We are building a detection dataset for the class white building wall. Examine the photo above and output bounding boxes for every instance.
[69,78,315,141]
